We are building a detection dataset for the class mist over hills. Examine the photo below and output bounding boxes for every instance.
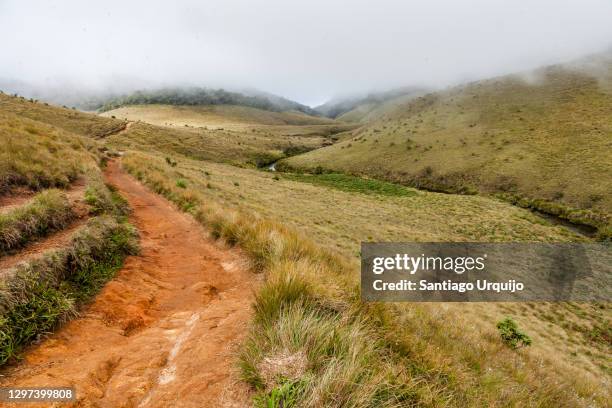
[283,52,612,238]
[0,80,320,115]
[314,87,429,119]
[98,87,320,116]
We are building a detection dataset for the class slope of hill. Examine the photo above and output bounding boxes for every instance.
[98,87,319,116]
[0,92,126,138]
[315,87,428,122]
[284,58,612,236]
[101,104,355,166]
[0,96,138,365]
[101,104,336,129]
[1,94,351,168]
[1,92,610,406]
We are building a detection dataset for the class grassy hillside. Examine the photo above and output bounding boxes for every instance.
[101,104,336,129]
[98,87,319,116]
[315,87,427,121]
[336,91,426,123]
[284,60,612,235]
[117,150,609,407]
[2,92,609,405]
[103,104,356,167]
[1,93,353,168]
[109,120,352,168]
[0,92,127,139]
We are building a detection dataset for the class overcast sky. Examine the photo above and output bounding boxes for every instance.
[1,0,611,106]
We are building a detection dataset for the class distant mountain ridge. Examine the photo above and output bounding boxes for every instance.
[314,86,429,119]
[98,87,319,115]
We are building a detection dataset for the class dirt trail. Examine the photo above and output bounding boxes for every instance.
[0,161,255,407]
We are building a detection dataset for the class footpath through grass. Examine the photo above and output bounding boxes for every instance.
[120,151,608,407]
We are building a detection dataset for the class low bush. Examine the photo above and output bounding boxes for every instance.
[496,317,532,349]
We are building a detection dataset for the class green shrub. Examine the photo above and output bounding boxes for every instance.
[497,317,532,349]
[176,179,187,189]
[254,378,306,408]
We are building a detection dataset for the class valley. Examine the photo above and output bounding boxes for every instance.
[0,54,610,407]
[284,57,612,239]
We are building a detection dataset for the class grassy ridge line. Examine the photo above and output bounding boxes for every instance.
[0,190,75,253]
[121,154,606,407]
[101,104,337,127]
[0,93,127,140]
[0,165,130,255]
[0,215,139,365]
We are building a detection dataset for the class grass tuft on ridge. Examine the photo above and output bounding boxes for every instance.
[0,189,74,253]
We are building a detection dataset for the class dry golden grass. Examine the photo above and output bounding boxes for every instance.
[0,93,126,139]
[0,111,100,192]
[109,116,356,168]
[119,150,610,406]
[101,104,337,129]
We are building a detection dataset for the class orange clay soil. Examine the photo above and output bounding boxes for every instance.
[0,160,257,407]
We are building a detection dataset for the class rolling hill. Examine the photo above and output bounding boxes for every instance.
[284,55,612,237]
[97,87,319,116]
[315,87,428,122]
[1,91,610,406]
[101,104,337,129]
[100,103,356,166]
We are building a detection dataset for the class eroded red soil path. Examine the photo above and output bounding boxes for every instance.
[0,161,255,407]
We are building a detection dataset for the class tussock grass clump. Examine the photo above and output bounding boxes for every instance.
[84,172,130,217]
[0,189,74,253]
[0,216,138,365]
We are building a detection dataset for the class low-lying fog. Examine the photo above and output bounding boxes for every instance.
[1,0,611,106]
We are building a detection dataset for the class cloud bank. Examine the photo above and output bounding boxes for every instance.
[1,0,611,105]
